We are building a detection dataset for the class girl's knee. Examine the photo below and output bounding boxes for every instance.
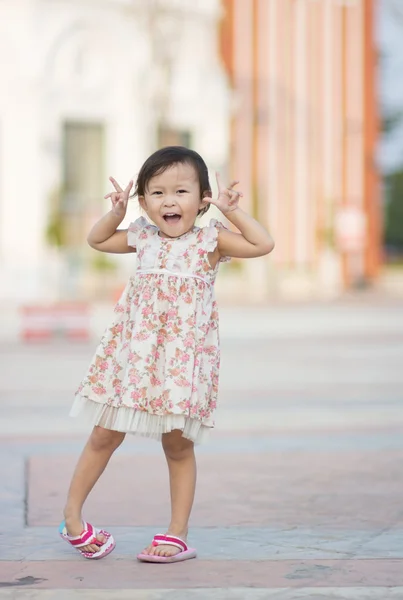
[162,430,194,461]
[89,426,125,452]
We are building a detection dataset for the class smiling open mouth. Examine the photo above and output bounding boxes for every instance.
[163,213,182,224]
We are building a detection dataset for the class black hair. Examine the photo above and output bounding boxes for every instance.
[133,146,211,216]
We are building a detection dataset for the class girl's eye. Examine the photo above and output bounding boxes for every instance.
[152,191,162,195]
[177,189,187,194]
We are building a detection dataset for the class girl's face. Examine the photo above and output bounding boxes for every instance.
[139,163,209,239]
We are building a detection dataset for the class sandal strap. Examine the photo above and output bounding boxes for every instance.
[152,534,188,552]
[64,522,101,548]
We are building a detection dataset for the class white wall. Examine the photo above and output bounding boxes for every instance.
[0,0,230,302]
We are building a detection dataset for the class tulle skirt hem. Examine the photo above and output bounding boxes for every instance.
[69,395,212,444]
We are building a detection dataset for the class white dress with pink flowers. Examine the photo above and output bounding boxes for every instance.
[70,217,229,444]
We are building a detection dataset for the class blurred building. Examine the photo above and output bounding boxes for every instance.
[0,0,230,302]
[219,0,382,300]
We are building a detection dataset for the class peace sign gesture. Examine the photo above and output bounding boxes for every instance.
[104,177,133,219]
[207,173,243,215]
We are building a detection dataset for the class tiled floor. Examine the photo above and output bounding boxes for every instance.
[1,302,403,598]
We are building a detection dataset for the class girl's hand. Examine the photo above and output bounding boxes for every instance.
[207,173,243,215]
[104,177,133,219]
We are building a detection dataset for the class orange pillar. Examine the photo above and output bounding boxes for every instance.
[363,0,382,280]
[340,5,349,287]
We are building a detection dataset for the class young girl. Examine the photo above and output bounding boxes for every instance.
[59,146,274,563]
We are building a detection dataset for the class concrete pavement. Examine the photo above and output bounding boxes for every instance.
[1,300,403,598]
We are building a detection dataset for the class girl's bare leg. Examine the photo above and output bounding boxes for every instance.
[63,425,125,553]
[142,429,197,557]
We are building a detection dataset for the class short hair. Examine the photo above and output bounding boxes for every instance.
[133,146,211,217]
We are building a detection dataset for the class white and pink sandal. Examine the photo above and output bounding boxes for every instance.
[137,533,197,563]
[59,520,116,559]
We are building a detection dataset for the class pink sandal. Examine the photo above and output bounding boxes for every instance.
[137,533,197,563]
[59,520,116,559]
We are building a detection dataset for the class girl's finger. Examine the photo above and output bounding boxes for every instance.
[104,193,112,200]
[125,180,134,194]
[228,180,240,190]
[109,176,123,193]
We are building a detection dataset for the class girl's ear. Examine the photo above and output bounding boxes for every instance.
[138,196,147,211]
[198,191,211,216]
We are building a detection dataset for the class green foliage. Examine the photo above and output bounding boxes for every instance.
[321,226,335,248]
[45,213,65,248]
[223,258,243,273]
[45,186,66,249]
[385,170,403,249]
[382,110,403,135]
[251,184,259,220]
[91,253,117,273]
[317,200,335,249]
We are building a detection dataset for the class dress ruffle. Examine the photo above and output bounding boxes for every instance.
[127,216,149,248]
[128,217,231,264]
[203,219,231,262]
[70,395,210,444]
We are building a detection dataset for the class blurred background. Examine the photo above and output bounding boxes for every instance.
[2,3,403,592]
[1,0,402,322]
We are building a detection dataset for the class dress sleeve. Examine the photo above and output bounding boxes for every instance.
[203,218,231,263]
[127,216,149,248]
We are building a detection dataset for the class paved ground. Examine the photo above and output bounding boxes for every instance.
[1,299,403,598]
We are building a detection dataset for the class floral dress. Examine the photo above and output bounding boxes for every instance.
[70,217,230,444]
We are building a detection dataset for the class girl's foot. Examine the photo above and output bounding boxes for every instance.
[64,516,106,554]
[142,530,188,558]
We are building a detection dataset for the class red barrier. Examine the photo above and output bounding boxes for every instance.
[21,303,90,341]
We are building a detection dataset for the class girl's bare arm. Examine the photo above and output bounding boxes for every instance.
[87,212,135,254]
[217,207,274,259]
